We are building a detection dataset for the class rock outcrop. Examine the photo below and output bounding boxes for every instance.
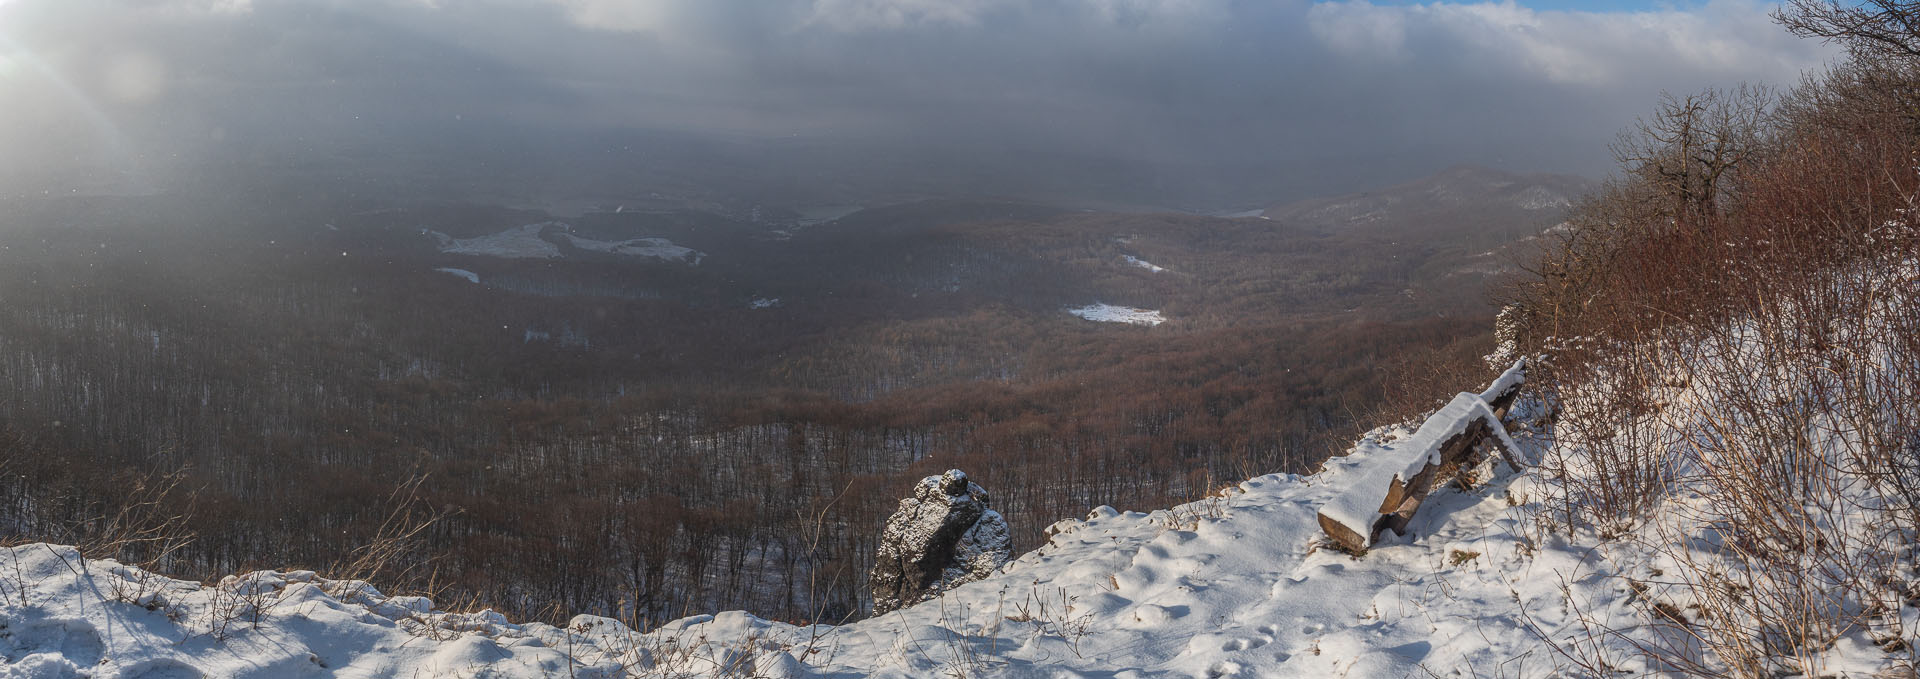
[868,470,1011,616]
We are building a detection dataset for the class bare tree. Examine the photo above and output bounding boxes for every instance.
[1777,0,1920,61]
[1610,86,1772,230]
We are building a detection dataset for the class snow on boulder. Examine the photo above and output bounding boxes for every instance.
[869,469,1012,616]
[1485,306,1526,371]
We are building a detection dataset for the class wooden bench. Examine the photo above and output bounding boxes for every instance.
[1315,359,1528,554]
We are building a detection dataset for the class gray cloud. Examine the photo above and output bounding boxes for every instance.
[0,0,1839,207]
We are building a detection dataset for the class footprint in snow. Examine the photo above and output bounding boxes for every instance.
[1204,660,1245,678]
[121,658,206,679]
[1221,636,1269,651]
[6,617,106,667]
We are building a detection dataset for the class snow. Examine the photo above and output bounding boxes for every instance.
[1316,359,1526,542]
[1512,186,1570,210]
[1067,303,1165,326]
[1478,357,1527,403]
[436,223,562,259]
[433,267,480,284]
[1315,391,1516,540]
[561,234,704,265]
[1122,255,1168,273]
[0,431,1573,679]
[749,297,781,309]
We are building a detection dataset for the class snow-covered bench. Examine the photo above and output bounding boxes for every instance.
[1315,359,1528,553]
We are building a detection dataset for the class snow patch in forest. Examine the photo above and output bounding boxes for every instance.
[1068,303,1165,326]
[749,297,781,309]
[434,223,563,259]
[1513,185,1570,210]
[1123,255,1169,273]
[422,223,702,264]
[795,204,865,225]
[561,234,704,265]
[433,268,480,284]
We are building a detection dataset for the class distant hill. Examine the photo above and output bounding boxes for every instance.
[1261,165,1595,248]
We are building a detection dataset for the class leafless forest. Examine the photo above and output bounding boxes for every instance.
[0,174,1554,626]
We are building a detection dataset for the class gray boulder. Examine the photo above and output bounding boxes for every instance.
[868,470,1012,616]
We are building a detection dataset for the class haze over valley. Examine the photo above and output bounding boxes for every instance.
[0,161,1585,620]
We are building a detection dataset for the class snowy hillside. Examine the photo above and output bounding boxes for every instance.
[2,449,1565,678]
[5,312,1916,677]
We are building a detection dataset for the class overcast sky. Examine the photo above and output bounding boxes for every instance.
[0,0,1840,207]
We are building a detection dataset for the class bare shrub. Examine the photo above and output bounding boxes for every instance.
[87,469,196,556]
[323,473,454,602]
[1507,35,1920,677]
[1002,583,1096,658]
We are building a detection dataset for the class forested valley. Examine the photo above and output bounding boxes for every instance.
[0,166,1572,626]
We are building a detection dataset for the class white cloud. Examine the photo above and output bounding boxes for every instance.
[136,0,253,14]
[1307,1,1410,60]
[101,51,168,104]
[546,0,681,32]
[802,0,1021,30]
[1307,0,1822,86]
[0,0,1851,203]
[797,0,1229,32]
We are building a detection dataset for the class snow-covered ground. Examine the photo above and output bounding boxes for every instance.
[0,401,1595,679]
[1067,303,1165,326]
[749,297,781,310]
[0,457,1535,678]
